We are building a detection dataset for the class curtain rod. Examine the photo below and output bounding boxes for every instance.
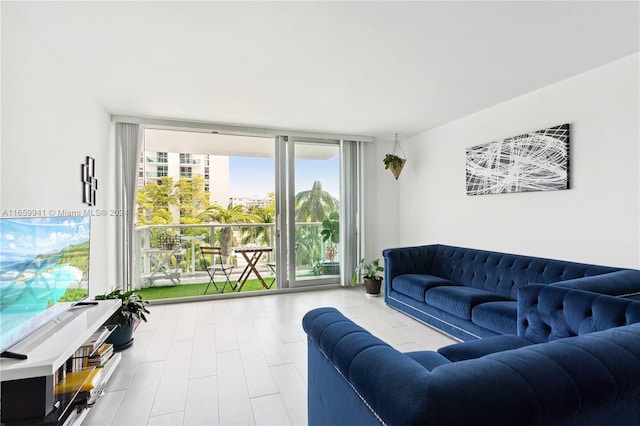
[111,115,374,143]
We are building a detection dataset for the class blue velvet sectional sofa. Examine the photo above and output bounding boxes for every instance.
[303,285,640,425]
[383,244,640,340]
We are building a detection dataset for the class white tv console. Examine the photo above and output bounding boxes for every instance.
[0,300,121,425]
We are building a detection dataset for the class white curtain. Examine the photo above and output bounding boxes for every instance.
[115,122,144,290]
[340,140,361,286]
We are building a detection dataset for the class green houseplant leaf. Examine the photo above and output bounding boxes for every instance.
[383,154,405,170]
[351,258,384,286]
[320,212,340,244]
[95,288,150,327]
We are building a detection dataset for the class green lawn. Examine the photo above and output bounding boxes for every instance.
[136,278,273,300]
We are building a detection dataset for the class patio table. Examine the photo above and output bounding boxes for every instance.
[233,245,273,292]
[142,234,186,286]
[142,247,184,285]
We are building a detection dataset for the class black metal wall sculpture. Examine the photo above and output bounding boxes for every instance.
[82,156,98,206]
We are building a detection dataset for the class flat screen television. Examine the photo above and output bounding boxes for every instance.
[0,216,91,355]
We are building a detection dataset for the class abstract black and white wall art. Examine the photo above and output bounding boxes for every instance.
[465,124,570,196]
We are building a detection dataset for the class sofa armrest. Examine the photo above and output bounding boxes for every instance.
[303,307,432,425]
[518,284,640,343]
[382,245,438,284]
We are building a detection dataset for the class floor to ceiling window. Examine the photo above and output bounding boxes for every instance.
[133,128,360,300]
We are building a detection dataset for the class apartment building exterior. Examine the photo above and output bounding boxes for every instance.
[139,150,231,207]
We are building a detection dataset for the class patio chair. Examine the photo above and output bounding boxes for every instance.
[267,262,276,288]
[200,246,236,294]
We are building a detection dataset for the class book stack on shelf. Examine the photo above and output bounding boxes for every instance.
[51,326,122,424]
[53,325,112,379]
[87,343,114,367]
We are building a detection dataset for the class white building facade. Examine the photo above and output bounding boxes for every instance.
[139,151,231,210]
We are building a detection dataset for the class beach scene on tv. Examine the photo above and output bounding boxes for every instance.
[0,216,91,353]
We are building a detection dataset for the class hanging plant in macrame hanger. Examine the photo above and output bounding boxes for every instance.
[383,133,407,180]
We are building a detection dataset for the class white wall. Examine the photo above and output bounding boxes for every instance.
[395,53,640,268]
[363,138,400,260]
[1,11,116,295]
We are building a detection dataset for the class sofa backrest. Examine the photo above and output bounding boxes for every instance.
[428,245,620,299]
[425,320,640,425]
[518,284,640,343]
[382,244,439,279]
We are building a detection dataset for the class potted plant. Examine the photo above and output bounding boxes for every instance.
[95,288,150,351]
[383,154,406,180]
[351,258,384,296]
[320,212,340,275]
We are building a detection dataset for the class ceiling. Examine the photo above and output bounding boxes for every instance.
[3,1,639,139]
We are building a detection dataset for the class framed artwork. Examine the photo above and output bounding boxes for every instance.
[466,123,569,196]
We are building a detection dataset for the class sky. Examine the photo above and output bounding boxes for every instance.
[0,217,90,260]
[229,155,340,199]
[145,129,341,201]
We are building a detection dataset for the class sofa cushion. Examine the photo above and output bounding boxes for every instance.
[387,292,502,340]
[426,286,509,320]
[472,301,518,335]
[438,334,531,362]
[392,274,460,302]
[405,351,451,370]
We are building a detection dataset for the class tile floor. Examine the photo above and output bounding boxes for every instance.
[84,287,456,426]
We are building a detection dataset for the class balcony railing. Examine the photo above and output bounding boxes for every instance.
[146,156,168,163]
[146,172,168,178]
[133,222,338,291]
[179,158,201,165]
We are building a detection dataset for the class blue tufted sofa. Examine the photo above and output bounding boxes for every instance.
[383,244,640,340]
[303,285,640,425]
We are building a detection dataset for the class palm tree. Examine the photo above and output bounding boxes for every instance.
[295,181,339,267]
[295,224,322,268]
[295,180,338,222]
[241,205,274,247]
[199,204,260,262]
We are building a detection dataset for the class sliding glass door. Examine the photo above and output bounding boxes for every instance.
[275,137,360,288]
